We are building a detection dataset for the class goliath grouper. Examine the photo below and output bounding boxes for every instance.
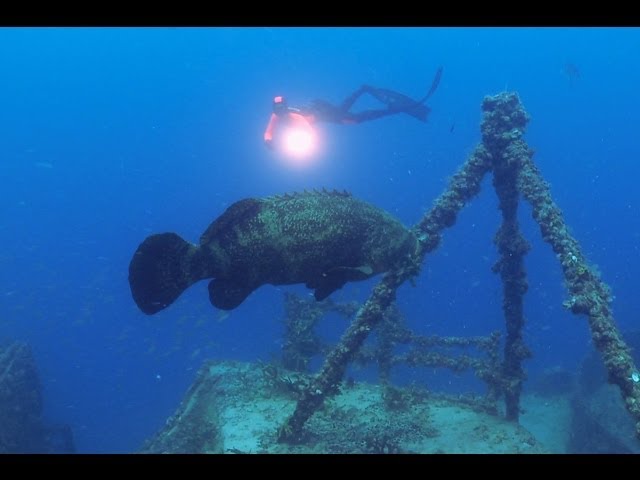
[129,190,417,313]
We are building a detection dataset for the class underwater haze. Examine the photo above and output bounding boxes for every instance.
[1,27,640,453]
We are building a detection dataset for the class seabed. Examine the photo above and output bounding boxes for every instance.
[142,360,552,454]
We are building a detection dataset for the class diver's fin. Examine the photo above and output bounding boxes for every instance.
[128,233,202,315]
[418,66,443,104]
[208,278,256,311]
[310,265,374,301]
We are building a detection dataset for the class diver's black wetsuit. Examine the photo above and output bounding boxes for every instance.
[263,67,443,149]
[305,66,443,124]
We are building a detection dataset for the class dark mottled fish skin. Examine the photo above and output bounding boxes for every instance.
[129,190,417,314]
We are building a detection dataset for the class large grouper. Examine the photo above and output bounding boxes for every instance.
[128,190,418,314]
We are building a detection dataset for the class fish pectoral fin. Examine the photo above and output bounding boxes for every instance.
[312,279,344,302]
[352,265,374,277]
[311,265,374,301]
[328,265,373,279]
[208,278,256,311]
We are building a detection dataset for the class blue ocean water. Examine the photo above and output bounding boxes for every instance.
[1,26,639,453]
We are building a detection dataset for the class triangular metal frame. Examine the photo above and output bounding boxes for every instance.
[277,92,640,443]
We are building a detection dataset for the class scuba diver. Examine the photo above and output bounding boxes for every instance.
[264,66,443,150]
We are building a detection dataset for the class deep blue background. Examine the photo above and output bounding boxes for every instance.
[1,27,639,452]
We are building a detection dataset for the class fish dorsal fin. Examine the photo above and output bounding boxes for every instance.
[200,198,262,245]
[282,189,352,200]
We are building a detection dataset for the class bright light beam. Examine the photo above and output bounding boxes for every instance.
[281,126,318,165]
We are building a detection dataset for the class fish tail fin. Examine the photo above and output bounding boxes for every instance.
[128,232,208,315]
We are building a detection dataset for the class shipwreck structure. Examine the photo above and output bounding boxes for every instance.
[0,341,75,453]
[275,92,640,443]
[279,292,502,413]
[142,92,640,453]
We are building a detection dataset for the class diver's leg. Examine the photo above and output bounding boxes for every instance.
[341,85,431,123]
[348,108,399,123]
[358,85,397,105]
[350,103,430,124]
[339,86,369,111]
[358,86,421,110]
[341,85,405,112]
